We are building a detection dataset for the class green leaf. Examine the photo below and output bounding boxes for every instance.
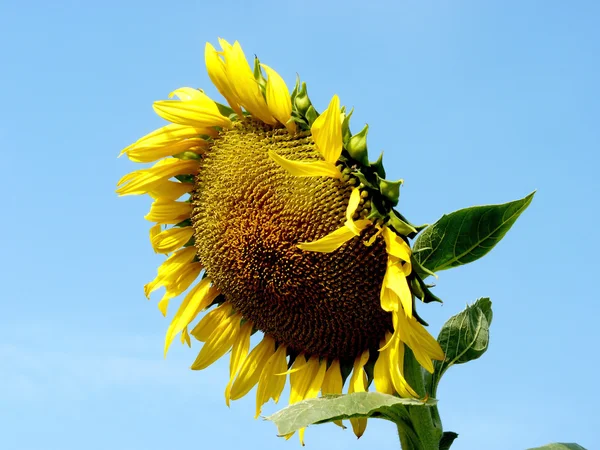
[428,298,492,396]
[413,192,535,275]
[265,392,436,436]
[527,444,587,450]
[439,432,459,450]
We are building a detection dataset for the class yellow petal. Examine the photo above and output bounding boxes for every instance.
[205,42,243,115]
[164,277,220,356]
[181,327,191,347]
[153,88,231,129]
[144,198,192,224]
[387,262,413,316]
[219,40,276,125]
[297,222,367,253]
[385,333,418,398]
[191,303,230,342]
[230,336,276,400]
[127,138,208,163]
[116,159,199,196]
[393,311,444,374]
[261,63,295,133]
[404,315,445,370]
[144,247,197,298]
[157,261,202,316]
[305,358,327,400]
[120,123,215,157]
[151,226,195,254]
[288,355,310,405]
[149,223,161,242]
[268,150,341,178]
[311,95,342,164]
[287,356,327,445]
[321,360,343,396]
[289,355,325,405]
[349,350,369,438]
[302,358,327,445]
[255,345,288,418]
[321,359,345,428]
[382,227,411,262]
[225,321,253,406]
[346,188,362,222]
[148,181,193,201]
[344,188,371,235]
[380,273,398,313]
[374,338,395,395]
[276,353,308,376]
[191,313,240,370]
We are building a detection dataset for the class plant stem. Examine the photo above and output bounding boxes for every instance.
[397,421,418,450]
[403,348,443,450]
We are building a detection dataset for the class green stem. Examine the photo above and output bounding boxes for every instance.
[396,420,421,450]
[403,348,442,450]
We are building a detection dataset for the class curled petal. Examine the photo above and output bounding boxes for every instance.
[268,151,341,178]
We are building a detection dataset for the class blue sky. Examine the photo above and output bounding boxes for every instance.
[1,1,598,449]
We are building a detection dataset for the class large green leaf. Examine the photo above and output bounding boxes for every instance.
[265,392,436,436]
[527,444,587,450]
[427,298,492,396]
[413,192,534,275]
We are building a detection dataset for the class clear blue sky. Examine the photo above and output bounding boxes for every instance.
[1,1,598,449]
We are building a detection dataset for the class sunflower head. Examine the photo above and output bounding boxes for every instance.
[117,38,444,442]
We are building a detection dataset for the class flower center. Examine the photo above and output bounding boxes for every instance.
[191,120,392,361]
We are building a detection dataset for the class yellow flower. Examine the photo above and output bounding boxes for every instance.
[118,38,444,442]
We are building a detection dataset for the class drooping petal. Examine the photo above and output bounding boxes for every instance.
[297,225,356,253]
[191,304,230,342]
[261,63,295,133]
[255,345,288,418]
[383,261,413,316]
[181,326,191,347]
[321,360,345,428]
[157,261,202,316]
[151,226,195,254]
[393,311,444,374]
[373,337,395,395]
[164,277,220,356]
[385,333,418,398]
[382,226,411,262]
[268,150,341,178]
[288,356,327,445]
[348,350,369,438]
[311,95,343,164]
[225,322,253,406]
[398,312,445,372]
[144,247,197,299]
[191,313,241,370]
[297,219,371,253]
[144,198,192,224]
[149,223,161,242]
[288,355,312,405]
[230,336,276,400]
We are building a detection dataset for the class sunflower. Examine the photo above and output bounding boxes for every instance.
[117,38,444,443]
